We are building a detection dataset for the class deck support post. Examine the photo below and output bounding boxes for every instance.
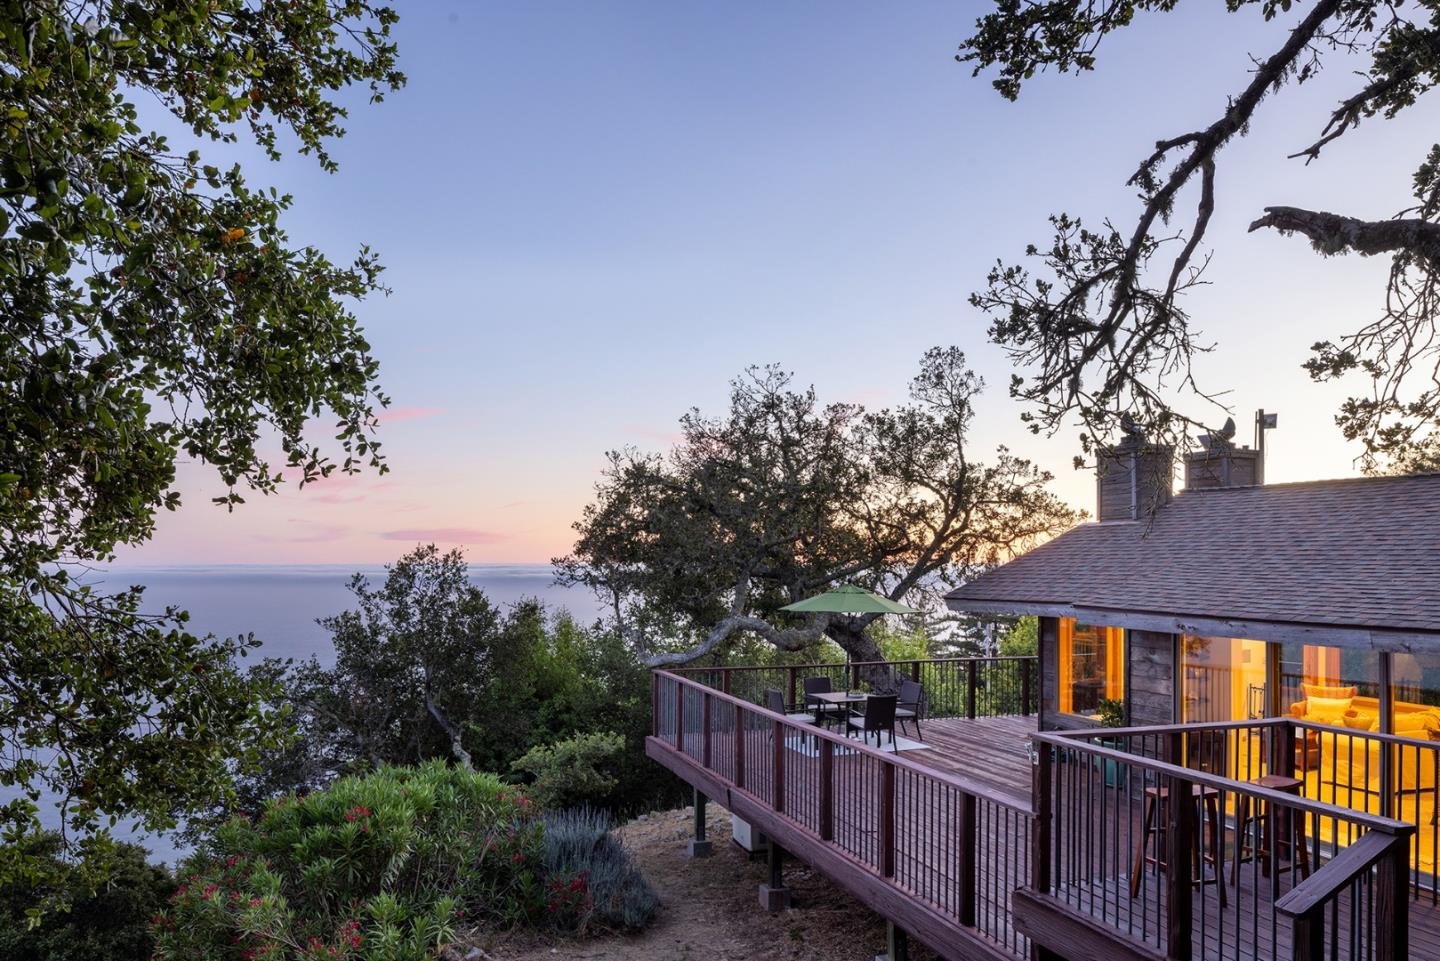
[687,789,713,858]
[759,842,791,911]
[873,921,909,961]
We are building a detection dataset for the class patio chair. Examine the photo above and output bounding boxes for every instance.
[847,694,898,748]
[765,688,816,726]
[803,676,841,730]
[895,678,926,741]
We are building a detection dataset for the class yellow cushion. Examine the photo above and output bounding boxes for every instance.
[1306,695,1353,725]
[1396,727,1432,742]
[1411,711,1440,733]
[1342,713,1376,731]
[1303,683,1358,700]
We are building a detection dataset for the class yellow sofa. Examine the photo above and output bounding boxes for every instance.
[1288,691,1440,796]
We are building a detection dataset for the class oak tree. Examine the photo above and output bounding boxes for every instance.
[0,0,401,904]
[557,348,1078,666]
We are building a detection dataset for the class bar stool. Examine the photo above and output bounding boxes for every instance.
[1231,774,1311,883]
[1130,783,1227,907]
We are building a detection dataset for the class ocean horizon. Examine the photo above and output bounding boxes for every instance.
[95,562,607,666]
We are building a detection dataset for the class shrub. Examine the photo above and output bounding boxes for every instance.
[538,808,657,933]
[0,833,172,961]
[511,732,626,811]
[153,761,544,961]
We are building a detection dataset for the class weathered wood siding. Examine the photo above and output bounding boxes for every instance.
[1128,629,1178,726]
[1039,616,1057,730]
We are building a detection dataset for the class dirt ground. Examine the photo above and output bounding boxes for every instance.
[466,805,939,961]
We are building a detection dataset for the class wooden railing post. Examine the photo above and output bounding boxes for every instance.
[1289,907,1323,961]
[880,762,896,878]
[1165,736,1194,961]
[958,791,977,927]
[967,659,978,719]
[910,660,921,682]
[819,739,835,842]
[702,692,712,768]
[1033,739,1052,894]
[773,719,786,813]
[734,702,746,790]
[1021,659,1033,717]
[1376,841,1409,961]
[787,666,798,711]
[721,668,731,695]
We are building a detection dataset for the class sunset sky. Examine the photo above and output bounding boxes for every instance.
[118,3,1433,566]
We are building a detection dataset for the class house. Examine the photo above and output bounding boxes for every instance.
[945,437,1440,750]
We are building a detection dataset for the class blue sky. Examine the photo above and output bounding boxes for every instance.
[124,2,1437,564]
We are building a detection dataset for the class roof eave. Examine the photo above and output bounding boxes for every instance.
[944,596,1440,654]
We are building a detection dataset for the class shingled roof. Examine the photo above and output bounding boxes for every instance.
[944,473,1440,638]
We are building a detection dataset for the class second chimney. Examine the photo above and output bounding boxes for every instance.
[1096,438,1174,522]
[1184,446,1262,490]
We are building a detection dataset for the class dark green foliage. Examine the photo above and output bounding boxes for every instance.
[228,545,684,825]
[538,807,658,933]
[999,617,1038,657]
[153,762,543,961]
[0,833,171,961]
[512,732,627,812]
[0,0,403,898]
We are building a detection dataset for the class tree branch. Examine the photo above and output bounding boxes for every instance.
[1248,206,1440,268]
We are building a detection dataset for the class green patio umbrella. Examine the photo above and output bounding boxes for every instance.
[781,585,919,692]
[779,583,919,616]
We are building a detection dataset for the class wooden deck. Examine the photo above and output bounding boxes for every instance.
[906,715,1039,807]
[651,708,1440,960]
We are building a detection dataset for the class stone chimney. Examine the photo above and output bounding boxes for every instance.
[1095,436,1174,522]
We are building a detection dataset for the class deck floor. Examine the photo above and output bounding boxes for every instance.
[906,715,1039,807]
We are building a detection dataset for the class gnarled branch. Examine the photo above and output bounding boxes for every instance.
[1249,206,1440,268]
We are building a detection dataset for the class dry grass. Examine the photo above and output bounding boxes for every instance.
[460,805,938,961]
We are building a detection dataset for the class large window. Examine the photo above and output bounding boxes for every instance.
[1278,643,1381,730]
[1058,619,1124,717]
[1182,635,1268,722]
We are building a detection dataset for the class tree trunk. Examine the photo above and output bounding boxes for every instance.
[424,689,473,770]
[825,618,894,690]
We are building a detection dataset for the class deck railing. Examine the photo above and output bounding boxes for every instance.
[671,654,1037,720]
[1031,721,1416,961]
[650,668,1034,960]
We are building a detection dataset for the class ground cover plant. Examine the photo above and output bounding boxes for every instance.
[538,807,658,934]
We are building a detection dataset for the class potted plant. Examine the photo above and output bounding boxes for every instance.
[1095,697,1127,787]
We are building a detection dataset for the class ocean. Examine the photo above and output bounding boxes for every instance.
[20,563,604,864]
[99,563,606,664]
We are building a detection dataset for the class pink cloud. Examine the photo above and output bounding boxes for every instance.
[258,521,352,544]
[377,406,446,424]
[313,492,367,505]
[380,528,504,544]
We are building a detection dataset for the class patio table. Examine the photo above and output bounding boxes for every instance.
[808,690,870,731]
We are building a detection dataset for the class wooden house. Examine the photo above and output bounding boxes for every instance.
[945,441,1440,751]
